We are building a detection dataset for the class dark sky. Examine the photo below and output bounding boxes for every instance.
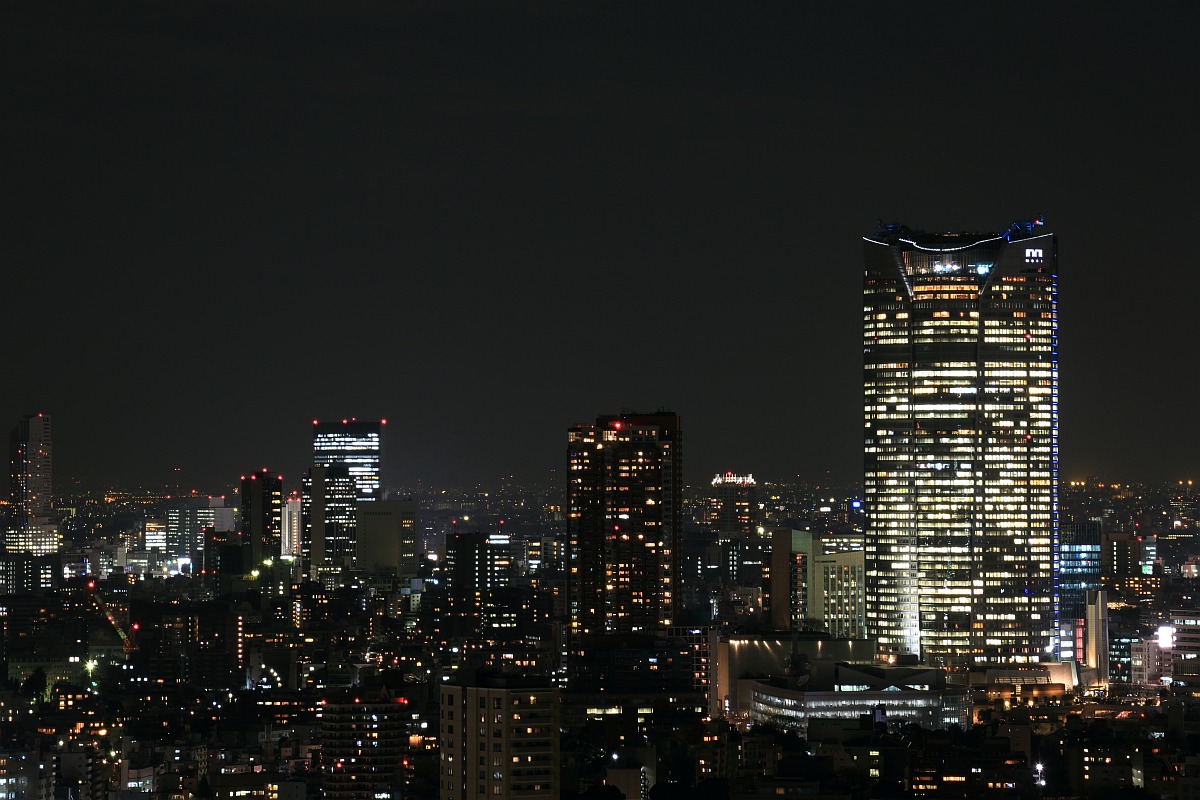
[7,1,1198,496]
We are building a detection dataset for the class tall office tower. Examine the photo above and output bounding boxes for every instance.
[302,465,357,580]
[312,418,384,501]
[9,413,52,529]
[708,473,758,536]
[862,218,1058,666]
[442,530,515,637]
[567,411,682,640]
[440,672,559,800]
[240,468,284,563]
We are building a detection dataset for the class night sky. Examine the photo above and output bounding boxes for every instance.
[7,2,1198,496]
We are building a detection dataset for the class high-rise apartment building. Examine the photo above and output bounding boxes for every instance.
[312,419,384,501]
[440,672,558,800]
[9,414,52,526]
[281,491,302,557]
[709,473,758,536]
[566,411,682,640]
[862,218,1057,666]
[7,413,57,555]
[319,690,406,800]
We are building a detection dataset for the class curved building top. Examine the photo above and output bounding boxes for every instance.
[864,216,1048,251]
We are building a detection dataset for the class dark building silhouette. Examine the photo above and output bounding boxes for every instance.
[566,411,682,645]
[240,467,283,564]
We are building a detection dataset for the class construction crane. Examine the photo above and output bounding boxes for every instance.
[87,580,138,654]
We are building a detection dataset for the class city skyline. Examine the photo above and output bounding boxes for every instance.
[8,3,1198,494]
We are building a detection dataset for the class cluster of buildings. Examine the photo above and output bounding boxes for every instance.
[3,218,1200,799]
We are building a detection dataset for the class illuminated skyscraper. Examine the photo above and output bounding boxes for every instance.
[566,411,682,641]
[708,472,758,536]
[9,413,52,527]
[7,413,58,555]
[312,418,384,501]
[862,218,1057,666]
[302,464,357,580]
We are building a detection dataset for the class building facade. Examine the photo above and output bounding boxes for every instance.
[708,473,758,536]
[9,413,52,526]
[566,411,682,643]
[312,419,384,502]
[319,690,406,800]
[1059,521,1102,665]
[862,219,1058,666]
[7,413,57,554]
[241,468,284,564]
[440,673,558,800]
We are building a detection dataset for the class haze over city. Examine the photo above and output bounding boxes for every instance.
[8,2,1197,495]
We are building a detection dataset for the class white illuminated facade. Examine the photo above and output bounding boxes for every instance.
[312,418,384,501]
[862,220,1057,666]
[282,492,302,556]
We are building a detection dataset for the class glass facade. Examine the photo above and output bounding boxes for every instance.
[1059,521,1102,662]
[312,419,383,501]
[862,223,1058,666]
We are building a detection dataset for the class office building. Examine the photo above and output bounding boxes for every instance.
[165,496,236,564]
[1059,521,1102,664]
[312,418,384,501]
[768,530,866,639]
[143,519,167,552]
[442,530,514,637]
[240,468,284,563]
[768,529,815,632]
[862,218,1057,666]
[566,411,682,640]
[302,465,357,581]
[356,499,419,576]
[812,549,867,640]
[440,672,558,800]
